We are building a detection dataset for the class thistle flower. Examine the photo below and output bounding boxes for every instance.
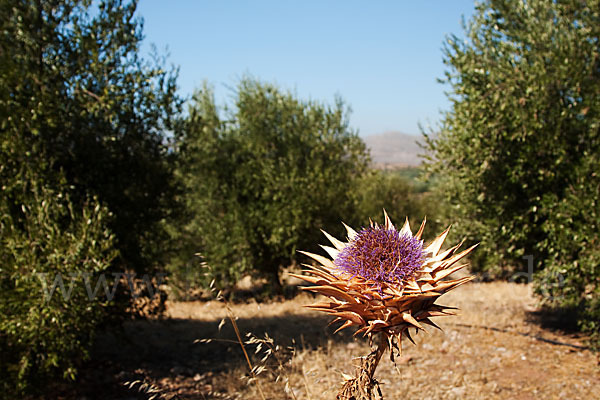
[292,211,477,352]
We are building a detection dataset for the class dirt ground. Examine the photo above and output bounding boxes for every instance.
[54,281,598,399]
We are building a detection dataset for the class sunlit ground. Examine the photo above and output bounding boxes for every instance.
[47,281,599,399]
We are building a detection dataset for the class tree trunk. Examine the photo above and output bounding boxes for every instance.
[269,264,283,295]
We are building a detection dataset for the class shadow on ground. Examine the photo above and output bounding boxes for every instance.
[525,305,581,333]
[48,306,356,399]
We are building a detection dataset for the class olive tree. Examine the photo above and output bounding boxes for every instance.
[174,79,369,291]
[425,0,599,342]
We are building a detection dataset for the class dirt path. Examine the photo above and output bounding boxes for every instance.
[61,282,598,399]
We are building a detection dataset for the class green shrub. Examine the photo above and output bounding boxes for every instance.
[0,183,116,395]
[534,159,599,347]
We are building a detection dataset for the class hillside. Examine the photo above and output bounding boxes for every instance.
[363,131,425,168]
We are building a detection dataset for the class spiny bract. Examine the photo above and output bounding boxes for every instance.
[292,211,477,352]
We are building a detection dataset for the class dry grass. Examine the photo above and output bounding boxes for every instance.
[270,283,599,400]
[55,281,598,399]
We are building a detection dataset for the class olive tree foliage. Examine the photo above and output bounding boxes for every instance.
[424,0,599,340]
[173,79,369,290]
[0,0,181,273]
[1,0,180,393]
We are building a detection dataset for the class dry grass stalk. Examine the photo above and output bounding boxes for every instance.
[205,275,268,400]
[245,332,300,400]
[226,307,268,400]
[124,379,178,400]
[197,263,305,399]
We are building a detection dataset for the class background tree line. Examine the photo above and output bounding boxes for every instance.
[170,80,438,295]
[1,0,598,395]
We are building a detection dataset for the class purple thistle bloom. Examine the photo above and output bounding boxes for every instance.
[334,226,424,287]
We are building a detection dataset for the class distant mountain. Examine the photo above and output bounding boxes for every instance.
[363,131,425,168]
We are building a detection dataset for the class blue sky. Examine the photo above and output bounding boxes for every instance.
[137,1,475,136]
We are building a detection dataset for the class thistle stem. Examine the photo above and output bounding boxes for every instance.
[337,333,387,400]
